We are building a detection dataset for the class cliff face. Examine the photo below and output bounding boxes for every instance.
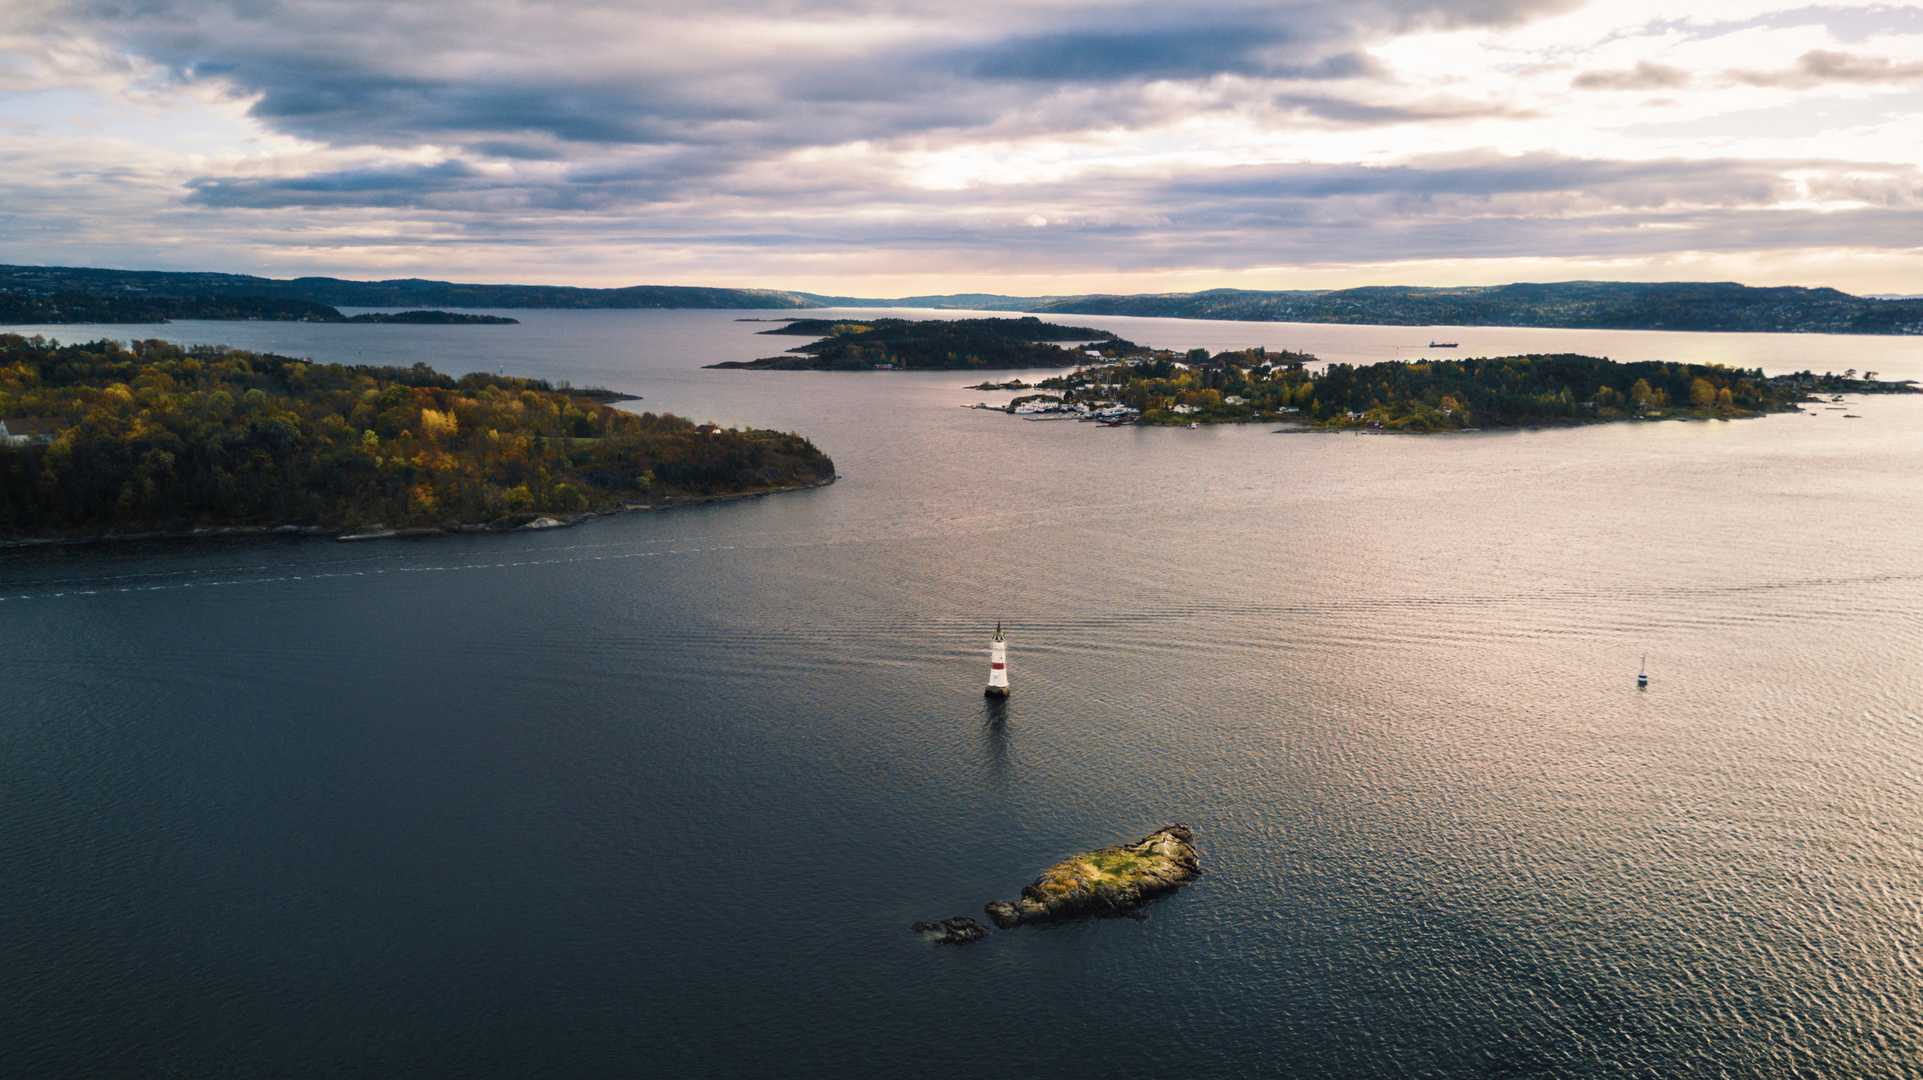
[984,825,1200,928]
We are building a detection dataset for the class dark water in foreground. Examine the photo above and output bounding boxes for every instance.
[4,312,1923,1077]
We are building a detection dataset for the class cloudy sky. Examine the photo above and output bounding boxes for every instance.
[2,0,1922,294]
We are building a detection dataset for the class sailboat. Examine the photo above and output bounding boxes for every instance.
[1637,656,1648,688]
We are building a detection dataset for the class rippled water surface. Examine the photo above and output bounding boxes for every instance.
[4,312,1923,1077]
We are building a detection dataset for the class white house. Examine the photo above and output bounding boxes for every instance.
[0,418,61,446]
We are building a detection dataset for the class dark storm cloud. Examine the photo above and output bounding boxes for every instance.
[959,20,1377,83]
[60,0,1579,152]
[231,69,754,147]
[467,140,568,161]
[185,160,485,208]
[955,0,1574,84]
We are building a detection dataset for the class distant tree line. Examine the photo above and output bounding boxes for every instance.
[0,291,518,325]
[1030,282,1923,335]
[0,265,821,311]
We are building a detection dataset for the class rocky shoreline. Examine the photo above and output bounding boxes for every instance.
[915,825,1201,944]
[0,473,838,549]
[984,824,1201,928]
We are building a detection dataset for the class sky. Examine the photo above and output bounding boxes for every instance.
[2,0,1922,295]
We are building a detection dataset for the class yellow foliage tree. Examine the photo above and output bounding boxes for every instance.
[419,408,458,440]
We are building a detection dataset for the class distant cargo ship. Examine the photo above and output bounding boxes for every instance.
[1428,341,1459,348]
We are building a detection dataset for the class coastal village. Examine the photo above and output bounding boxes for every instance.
[969,345,1316,426]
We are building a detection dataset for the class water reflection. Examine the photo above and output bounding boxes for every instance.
[979,696,1010,782]
[7,311,1923,1078]
[982,695,1009,728]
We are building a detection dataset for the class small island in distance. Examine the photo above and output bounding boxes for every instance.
[343,310,520,325]
[705,316,1135,370]
[0,334,832,542]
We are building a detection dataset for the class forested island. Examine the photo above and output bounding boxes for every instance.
[0,335,833,541]
[0,291,518,325]
[997,349,1918,430]
[706,317,1134,370]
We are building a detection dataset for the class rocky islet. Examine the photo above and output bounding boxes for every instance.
[913,825,1201,944]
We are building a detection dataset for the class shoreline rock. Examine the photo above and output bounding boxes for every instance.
[984,824,1200,929]
[0,473,838,549]
[910,916,988,945]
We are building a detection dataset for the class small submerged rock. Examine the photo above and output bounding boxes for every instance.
[984,824,1200,929]
[911,915,988,945]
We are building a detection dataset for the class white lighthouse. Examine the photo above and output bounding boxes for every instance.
[986,622,1009,697]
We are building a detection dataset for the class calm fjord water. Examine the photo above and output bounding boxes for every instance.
[5,311,1923,1078]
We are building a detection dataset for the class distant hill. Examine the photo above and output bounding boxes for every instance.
[5,265,1922,334]
[1025,282,1923,335]
[0,291,518,325]
[803,280,1923,334]
[0,291,345,324]
[0,265,821,311]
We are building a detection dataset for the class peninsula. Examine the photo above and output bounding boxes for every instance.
[705,316,1136,370]
[993,349,1918,430]
[0,335,833,541]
